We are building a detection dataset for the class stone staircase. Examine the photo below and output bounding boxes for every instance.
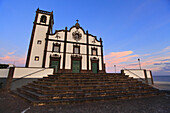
[12,73,163,106]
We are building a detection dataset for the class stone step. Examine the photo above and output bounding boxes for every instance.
[44,77,133,82]
[50,73,123,77]
[32,80,146,87]
[33,80,142,86]
[47,75,129,79]
[14,90,162,106]
[12,73,163,106]
[23,85,155,95]
[17,87,159,100]
[28,82,149,90]
[37,79,141,85]
[12,90,37,104]
[40,77,135,82]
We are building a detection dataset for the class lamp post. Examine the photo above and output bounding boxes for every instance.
[114,65,116,73]
[138,58,141,69]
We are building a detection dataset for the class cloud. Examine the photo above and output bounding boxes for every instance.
[105,51,133,59]
[161,59,170,61]
[0,49,26,66]
[104,46,170,75]
[154,63,162,65]
[0,55,26,66]
[104,51,138,70]
[7,51,16,55]
[163,46,170,52]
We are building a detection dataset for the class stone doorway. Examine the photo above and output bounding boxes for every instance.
[49,54,61,73]
[91,57,99,73]
[71,55,82,73]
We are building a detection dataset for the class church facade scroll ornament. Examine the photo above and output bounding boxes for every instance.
[72,31,82,41]
[92,37,96,43]
[55,32,60,39]
[72,19,82,41]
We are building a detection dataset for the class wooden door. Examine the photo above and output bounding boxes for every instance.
[92,63,98,73]
[50,61,59,73]
[72,60,80,73]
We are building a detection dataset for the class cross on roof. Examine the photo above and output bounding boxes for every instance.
[76,19,79,23]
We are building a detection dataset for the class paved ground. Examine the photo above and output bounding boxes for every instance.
[0,92,170,113]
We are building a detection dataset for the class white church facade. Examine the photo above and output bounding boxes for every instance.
[0,9,154,91]
[25,8,105,73]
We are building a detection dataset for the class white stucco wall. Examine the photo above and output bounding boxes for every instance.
[122,69,154,84]
[80,45,86,54]
[97,46,102,55]
[48,31,65,41]
[0,69,9,78]
[13,68,53,78]
[66,43,73,53]
[123,69,145,78]
[146,70,151,78]
[29,25,48,67]
[29,13,52,68]
[88,35,101,45]
[65,54,71,69]
[146,70,153,84]
[82,55,87,69]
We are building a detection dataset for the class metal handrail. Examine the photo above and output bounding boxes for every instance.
[12,68,50,83]
[122,67,146,83]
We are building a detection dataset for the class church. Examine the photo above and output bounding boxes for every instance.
[0,8,161,105]
[25,8,105,74]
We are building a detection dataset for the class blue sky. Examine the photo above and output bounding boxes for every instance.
[0,0,170,75]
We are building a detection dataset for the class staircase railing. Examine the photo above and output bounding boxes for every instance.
[122,67,147,84]
[12,68,50,83]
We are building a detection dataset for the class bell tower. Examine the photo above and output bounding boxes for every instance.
[25,8,54,67]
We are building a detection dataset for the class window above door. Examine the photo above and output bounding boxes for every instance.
[73,45,80,54]
[52,43,60,53]
[91,47,98,56]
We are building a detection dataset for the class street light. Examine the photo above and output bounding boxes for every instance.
[138,58,141,69]
[114,65,116,73]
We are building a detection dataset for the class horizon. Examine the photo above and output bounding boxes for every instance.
[0,0,170,75]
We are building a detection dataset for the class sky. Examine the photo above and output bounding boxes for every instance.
[0,0,170,75]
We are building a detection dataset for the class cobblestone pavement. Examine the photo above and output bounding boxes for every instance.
[0,92,170,113]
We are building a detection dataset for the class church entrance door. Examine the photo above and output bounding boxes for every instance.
[91,58,99,73]
[50,55,61,74]
[72,60,80,73]
[92,63,98,73]
[50,61,59,73]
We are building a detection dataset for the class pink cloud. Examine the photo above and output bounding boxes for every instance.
[7,51,16,55]
[163,46,170,52]
[104,51,138,68]
[105,51,133,59]
[0,55,26,66]
[104,46,170,74]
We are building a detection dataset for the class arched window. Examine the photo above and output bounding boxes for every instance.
[40,15,47,23]
[52,43,60,53]
[91,47,98,56]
